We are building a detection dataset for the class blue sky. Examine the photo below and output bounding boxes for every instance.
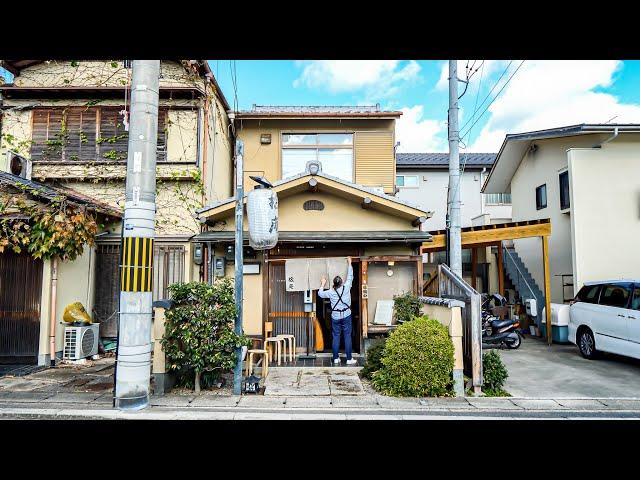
[210,60,640,153]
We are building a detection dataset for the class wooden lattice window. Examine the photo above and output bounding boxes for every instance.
[30,107,167,162]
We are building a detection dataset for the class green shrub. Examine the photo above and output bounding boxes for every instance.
[482,350,510,396]
[372,316,454,397]
[161,280,250,394]
[360,339,386,380]
[393,291,422,323]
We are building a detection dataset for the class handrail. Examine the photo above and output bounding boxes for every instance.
[439,263,479,296]
[503,246,538,300]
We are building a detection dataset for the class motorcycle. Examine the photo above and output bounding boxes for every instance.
[481,293,522,349]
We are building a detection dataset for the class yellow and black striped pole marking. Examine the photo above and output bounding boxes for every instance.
[120,237,154,292]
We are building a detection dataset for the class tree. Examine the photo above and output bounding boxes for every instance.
[160,280,250,394]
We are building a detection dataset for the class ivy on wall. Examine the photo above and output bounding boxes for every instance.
[0,185,100,261]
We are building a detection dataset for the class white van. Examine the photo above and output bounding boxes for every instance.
[568,280,640,360]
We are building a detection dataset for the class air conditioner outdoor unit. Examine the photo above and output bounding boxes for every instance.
[3,151,32,180]
[63,324,100,360]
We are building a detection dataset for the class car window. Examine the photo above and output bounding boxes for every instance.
[632,286,640,311]
[576,284,601,304]
[599,284,632,309]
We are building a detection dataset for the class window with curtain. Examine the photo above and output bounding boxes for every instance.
[281,133,353,181]
[30,107,167,162]
[559,171,570,210]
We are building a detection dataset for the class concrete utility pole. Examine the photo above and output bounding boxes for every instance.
[233,140,244,395]
[447,60,462,277]
[114,60,161,410]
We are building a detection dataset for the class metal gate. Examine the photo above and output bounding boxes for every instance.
[438,263,483,389]
[268,262,310,353]
[94,244,121,337]
[0,253,44,364]
[94,243,185,337]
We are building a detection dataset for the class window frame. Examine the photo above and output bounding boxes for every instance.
[598,283,633,309]
[484,192,512,205]
[559,170,570,210]
[396,174,419,189]
[280,131,355,181]
[535,184,547,210]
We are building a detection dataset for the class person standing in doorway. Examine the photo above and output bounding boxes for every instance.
[319,257,357,365]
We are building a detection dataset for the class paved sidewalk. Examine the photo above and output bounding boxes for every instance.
[2,390,640,419]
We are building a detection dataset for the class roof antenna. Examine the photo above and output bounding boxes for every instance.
[605,115,618,124]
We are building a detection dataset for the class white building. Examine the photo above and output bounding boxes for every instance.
[483,124,640,304]
[395,153,511,231]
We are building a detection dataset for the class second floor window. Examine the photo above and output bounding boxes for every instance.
[484,193,512,205]
[396,175,419,188]
[536,184,547,210]
[281,133,353,182]
[30,107,167,162]
[559,170,570,210]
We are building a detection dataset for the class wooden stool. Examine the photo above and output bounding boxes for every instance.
[245,349,268,377]
[264,337,284,365]
[277,334,296,362]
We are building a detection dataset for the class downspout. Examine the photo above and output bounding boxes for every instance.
[593,126,619,148]
[480,167,487,215]
[49,256,59,366]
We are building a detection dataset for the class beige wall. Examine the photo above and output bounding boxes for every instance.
[510,135,597,302]
[215,190,414,233]
[237,118,396,193]
[568,140,640,291]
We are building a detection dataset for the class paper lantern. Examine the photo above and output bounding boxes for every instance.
[247,187,278,250]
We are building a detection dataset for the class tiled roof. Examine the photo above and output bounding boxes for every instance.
[396,152,496,168]
[237,104,402,118]
[0,171,121,218]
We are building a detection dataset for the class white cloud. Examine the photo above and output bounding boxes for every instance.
[293,60,420,98]
[467,60,640,152]
[395,105,446,152]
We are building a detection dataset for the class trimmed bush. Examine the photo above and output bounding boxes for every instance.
[360,339,386,380]
[372,316,454,397]
[482,350,510,396]
[393,291,422,324]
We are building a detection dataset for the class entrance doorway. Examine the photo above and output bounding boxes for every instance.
[266,245,362,356]
[0,252,43,364]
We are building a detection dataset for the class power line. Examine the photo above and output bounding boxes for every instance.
[460,60,525,139]
[459,60,513,133]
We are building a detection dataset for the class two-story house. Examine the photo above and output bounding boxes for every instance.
[482,124,640,305]
[0,60,234,365]
[194,105,433,357]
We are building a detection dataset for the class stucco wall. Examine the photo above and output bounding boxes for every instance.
[396,168,512,231]
[203,95,233,202]
[568,139,640,291]
[12,60,202,89]
[509,134,624,303]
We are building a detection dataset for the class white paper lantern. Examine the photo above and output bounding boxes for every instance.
[247,187,278,250]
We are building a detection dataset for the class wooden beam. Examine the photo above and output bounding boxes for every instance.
[542,235,553,346]
[497,242,505,296]
[361,196,372,209]
[421,221,552,251]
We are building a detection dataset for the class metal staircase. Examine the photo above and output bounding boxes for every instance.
[503,246,545,320]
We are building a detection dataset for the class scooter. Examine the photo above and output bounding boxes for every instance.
[481,293,522,349]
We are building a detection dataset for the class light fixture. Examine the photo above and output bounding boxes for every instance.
[387,269,394,277]
[260,134,271,144]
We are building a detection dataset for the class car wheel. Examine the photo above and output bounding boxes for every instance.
[578,328,598,359]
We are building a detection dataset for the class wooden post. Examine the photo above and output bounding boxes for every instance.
[497,241,505,296]
[471,247,477,290]
[542,235,552,346]
[361,260,368,339]
[417,257,424,296]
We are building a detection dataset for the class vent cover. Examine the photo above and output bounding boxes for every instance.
[303,200,325,211]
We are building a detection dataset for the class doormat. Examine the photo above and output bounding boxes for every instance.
[0,365,47,378]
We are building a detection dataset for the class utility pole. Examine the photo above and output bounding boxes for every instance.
[233,139,244,395]
[114,60,160,410]
[447,60,462,277]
